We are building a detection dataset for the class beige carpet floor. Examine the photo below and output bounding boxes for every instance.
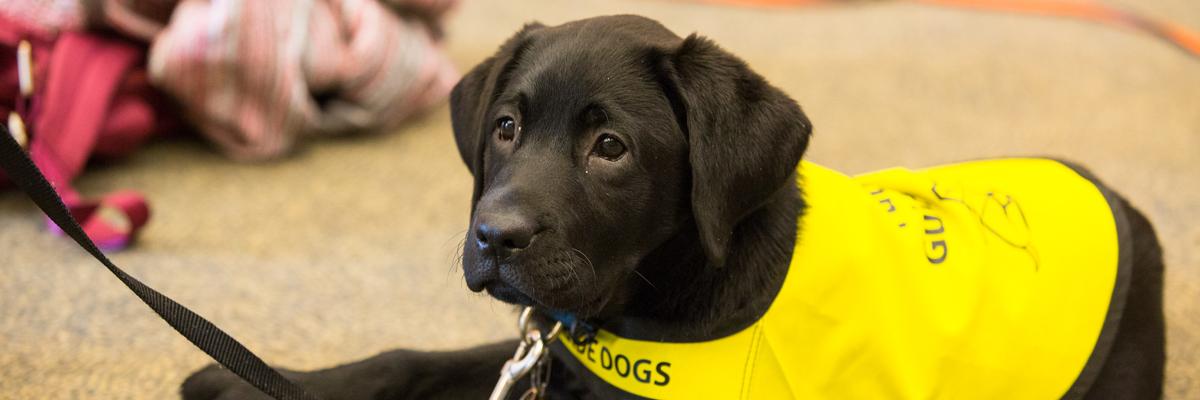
[1,0,1197,398]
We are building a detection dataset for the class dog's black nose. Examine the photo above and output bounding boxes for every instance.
[475,213,537,259]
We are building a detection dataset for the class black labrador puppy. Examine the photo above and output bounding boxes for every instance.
[182,15,1165,400]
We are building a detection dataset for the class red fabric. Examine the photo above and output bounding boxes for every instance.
[31,32,144,185]
[1,14,170,250]
[1,14,162,187]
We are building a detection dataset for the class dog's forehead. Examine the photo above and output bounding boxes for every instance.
[514,51,637,112]
[510,48,664,126]
[510,17,677,103]
[541,15,680,49]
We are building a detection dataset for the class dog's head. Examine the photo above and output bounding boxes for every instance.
[451,15,811,317]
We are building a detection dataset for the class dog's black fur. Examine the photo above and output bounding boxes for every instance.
[181,15,1165,400]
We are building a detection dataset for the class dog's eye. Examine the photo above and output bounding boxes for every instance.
[591,134,627,161]
[495,117,517,141]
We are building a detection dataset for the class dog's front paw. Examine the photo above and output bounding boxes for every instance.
[181,364,279,400]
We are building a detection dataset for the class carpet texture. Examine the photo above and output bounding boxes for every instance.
[1,0,1197,398]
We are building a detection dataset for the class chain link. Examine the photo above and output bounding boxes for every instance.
[489,307,562,400]
[521,345,553,399]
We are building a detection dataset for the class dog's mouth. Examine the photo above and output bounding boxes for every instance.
[484,280,537,306]
[464,248,614,315]
[487,279,616,320]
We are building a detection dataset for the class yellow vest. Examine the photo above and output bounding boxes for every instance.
[561,159,1124,399]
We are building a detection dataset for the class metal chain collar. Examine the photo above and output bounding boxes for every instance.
[489,307,562,400]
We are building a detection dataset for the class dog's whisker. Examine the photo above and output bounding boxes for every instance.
[632,269,657,291]
[447,235,468,278]
[570,248,597,280]
[442,229,469,268]
[566,261,583,287]
[442,229,469,247]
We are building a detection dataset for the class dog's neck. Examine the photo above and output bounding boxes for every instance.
[599,177,804,341]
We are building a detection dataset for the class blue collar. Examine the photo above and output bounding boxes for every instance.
[544,309,597,345]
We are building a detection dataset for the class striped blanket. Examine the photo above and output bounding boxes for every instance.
[137,0,460,160]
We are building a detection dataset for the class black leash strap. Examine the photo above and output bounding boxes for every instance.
[0,124,318,400]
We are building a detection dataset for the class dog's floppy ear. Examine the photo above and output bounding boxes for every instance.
[661,34,812,267]
[450,22,543,202]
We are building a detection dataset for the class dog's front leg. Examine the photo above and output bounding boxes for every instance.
[180,339,521,400]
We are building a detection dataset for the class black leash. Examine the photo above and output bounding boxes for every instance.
[0,124,318,400]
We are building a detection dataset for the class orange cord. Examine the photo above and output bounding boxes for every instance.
[683,0,1200,58]
[691,0,832,6]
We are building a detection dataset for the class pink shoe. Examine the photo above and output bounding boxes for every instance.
[46,190,150,251]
